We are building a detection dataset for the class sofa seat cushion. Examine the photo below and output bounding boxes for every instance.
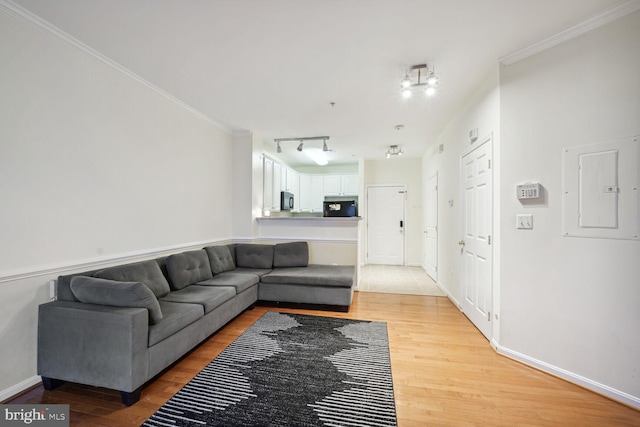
[159,286,235,314]
[70,276,163,324]
[95,260,171,298]
[235,244,274,269]
[261,265,355,288]
[166,250,213,290]
[197,272,259,294]
[232,267,273,277]
[273,241,309,268]
[204,245,236,274]
[149,301,203,346]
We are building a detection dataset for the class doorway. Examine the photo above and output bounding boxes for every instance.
[366,185,405,265]
[460,134,493,340]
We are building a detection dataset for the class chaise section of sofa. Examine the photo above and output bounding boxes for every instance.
[258,242,355,311]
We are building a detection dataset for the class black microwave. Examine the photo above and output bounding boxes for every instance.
[281,191,294,211]
[323,200,357,217]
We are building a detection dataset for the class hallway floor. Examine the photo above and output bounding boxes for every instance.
[358,264,446,296]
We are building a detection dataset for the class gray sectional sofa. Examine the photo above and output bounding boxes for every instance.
[37,241,355,405]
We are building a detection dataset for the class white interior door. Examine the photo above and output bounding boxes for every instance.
[424,173,438,281]
[460,135,493,340]
[367,186,405,265]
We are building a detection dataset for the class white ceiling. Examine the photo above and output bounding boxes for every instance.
[12,0,629,167]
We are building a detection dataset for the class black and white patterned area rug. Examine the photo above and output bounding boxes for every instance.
[143,311,397,426]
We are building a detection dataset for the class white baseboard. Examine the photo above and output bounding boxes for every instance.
[496,344,640,410]
[0,375,40,403]
[437,280,461,309]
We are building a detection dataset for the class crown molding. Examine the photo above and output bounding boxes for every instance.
[499,0,640,65]
[0,0,232,134]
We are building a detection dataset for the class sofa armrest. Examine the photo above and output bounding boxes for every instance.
[37,300,149,393]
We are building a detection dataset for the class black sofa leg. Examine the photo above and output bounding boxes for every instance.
[41,377,65,391]
[121,387,142,406]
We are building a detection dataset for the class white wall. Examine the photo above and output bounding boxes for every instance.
[421,67,501,310]
[232,131,264,240]
[363,158,423,266]
[499,11,640,404]
[0,8,234,398]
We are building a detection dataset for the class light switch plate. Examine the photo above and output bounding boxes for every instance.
[516,214,533,229]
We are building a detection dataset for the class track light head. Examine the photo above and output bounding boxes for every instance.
[276,142,282,153]
[297,142,303,152]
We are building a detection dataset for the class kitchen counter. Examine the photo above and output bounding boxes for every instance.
[257,216,361,222]
[256,216,361,242]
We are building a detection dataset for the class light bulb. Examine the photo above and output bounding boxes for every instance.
[402,88,412,98]
[425,86,436,96]
[426,73,438,86]
[401,76,411,88]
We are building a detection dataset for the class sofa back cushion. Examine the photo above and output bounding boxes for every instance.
[204,245,236,274]
[95,260,171,298]
[235,244,274,269]
[273,241,309,268]
[70,276,163,324]
[166,250,213,290]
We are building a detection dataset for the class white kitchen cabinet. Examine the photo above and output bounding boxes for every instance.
[324,174,359,197]
[263,157,274,212]
[341,174,359,195]
[310,175,324,212]
[287,168,299,211]
[299,174,311,212]
[323,175,341,196]
[274,163,283,193]
[272,162,283,211]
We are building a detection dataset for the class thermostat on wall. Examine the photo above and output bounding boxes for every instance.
[516,183,541,199]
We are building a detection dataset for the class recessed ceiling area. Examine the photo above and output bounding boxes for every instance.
[11,0,631,167]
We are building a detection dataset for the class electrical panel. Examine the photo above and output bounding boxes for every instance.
[562,136,639,240]
[516,183,541,199]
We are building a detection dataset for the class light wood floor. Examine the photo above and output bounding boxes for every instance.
[8,292,639,426]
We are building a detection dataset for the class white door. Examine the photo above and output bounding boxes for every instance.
[460,135,493,340]
[367,186,405,265]
[424,173,438,281]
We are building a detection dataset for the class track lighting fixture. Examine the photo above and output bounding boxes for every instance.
[273,136,331,154]
[400,64,439,98]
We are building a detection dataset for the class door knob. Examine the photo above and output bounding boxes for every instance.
[458,240,466,246]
